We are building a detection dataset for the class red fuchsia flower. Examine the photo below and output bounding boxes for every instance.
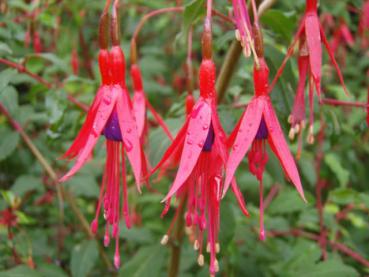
[359,0,369,48]
[225,51,306,241]
[60,12,146,268]
[130,63,173,143]
[271,0,350,148]
[232,0,253,57]
[152,57,249,274]
[330,19,354,54]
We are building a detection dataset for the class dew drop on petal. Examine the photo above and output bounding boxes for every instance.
[124,139,133,152]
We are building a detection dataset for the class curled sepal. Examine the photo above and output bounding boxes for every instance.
[263,100,306,202]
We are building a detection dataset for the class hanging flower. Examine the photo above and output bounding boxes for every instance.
[272,0,350,145]
[225,43,306,241]
[152,57,249,275]
[232,0,253,57]
[60,11,146,268]
[330,19,354,54]
[131,63,173,143]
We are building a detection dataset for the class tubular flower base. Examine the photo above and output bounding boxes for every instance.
[272,0,350,144]
[153,59,249,275]
[60,46,146,269]
[225,57,306,241]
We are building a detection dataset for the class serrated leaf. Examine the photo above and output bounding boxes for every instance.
[70,240,98,277]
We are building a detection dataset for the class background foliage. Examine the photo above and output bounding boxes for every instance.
[0,0,369,276]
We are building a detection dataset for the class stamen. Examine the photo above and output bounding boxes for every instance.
[161,234,169,245]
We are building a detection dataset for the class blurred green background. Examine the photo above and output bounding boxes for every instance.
[0,0,368,276]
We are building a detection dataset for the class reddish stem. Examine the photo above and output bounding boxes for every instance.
[320,98,369,108]
[0,58,88,112]
[315,122,327,260]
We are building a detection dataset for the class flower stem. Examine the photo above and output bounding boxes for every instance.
[168,197,186,277]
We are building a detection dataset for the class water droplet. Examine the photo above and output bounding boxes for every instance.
[124,139,133,152]
[202,124,209,130]
[238,129,243,133]
[233,144,239,150]
[127,127,132,133]
[103,94,112,105]
[198,140,204,148]
[187,139,193,145]
[92,124,99,137]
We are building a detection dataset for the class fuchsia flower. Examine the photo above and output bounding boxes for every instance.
[152,58,249,275]
[330,19,354,54]
[232,0,253,57]
[272,0,349,145]
[60,40,146,268]
[225,55,306,241]
[131,63,173,142]
[359,0,369,48]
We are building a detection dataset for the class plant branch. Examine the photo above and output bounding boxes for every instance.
[0,58,89,112]
[168,197,186,277]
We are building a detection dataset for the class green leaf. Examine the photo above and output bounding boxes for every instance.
[183,0,205,34]
[64,174,99,198]
[261,10,295,41]
[0,128,20,161]
[38,264,68,277]
[269,188,309,214]
[0,265,41,277]
[70,240,98,277]
[12,175,42,197]
[296,259,359,277]
[119,245,166,277]
[0,86,19,114]
[0,42,13,56]
[324,153,350,187]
